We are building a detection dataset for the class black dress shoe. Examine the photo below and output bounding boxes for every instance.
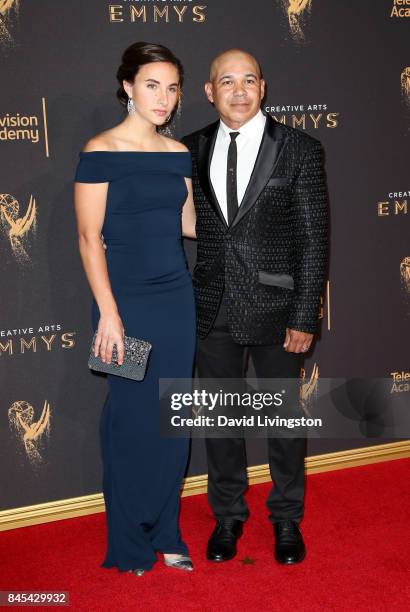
[206,519,243,562]
[273,519,306,564]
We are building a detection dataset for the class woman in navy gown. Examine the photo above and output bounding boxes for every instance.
[74,42,196,575]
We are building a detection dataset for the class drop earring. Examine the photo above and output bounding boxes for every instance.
[176,95,182,119]
[127,97,136,114]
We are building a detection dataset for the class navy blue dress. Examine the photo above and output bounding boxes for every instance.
[75,151,196,572]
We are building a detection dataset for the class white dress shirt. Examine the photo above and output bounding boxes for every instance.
[210,109,266,221]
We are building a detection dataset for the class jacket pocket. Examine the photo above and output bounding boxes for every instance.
[258,271,294,290]
[266,177,290,187]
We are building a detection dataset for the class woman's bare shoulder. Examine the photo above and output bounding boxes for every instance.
[82,128,121,152]
[160,135,189,153]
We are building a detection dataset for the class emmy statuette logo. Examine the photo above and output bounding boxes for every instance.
[282,0,312,42]
[8,399,51,464]
[401,67,410,107]
[0,0,18,44]
[400,257,410,293]
[300,363,319,415]
[399,257,410,319]
[0,192,37,262]
[0,0,16,13]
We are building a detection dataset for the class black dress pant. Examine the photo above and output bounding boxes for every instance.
[196,294,307,524]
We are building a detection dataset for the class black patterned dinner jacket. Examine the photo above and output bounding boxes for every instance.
[182,113,329,345]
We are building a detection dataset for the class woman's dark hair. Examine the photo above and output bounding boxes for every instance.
[116,41,184,107]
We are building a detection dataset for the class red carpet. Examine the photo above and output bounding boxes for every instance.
[1,459,410,611]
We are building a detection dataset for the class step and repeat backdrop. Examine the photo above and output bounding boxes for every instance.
[0,0,409,511]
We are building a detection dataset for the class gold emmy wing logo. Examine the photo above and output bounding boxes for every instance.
[8,399,51,464]
[0,193,37,262]
[0,0,18,44]
[400,257,410,293]
[300,363,319,415]
[401,67,410,107]
[282,0,312,42]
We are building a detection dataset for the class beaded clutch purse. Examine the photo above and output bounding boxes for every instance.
[88,332,152,381]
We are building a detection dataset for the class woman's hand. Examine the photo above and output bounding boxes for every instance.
[182,178,197,239]
[94,312,125,365]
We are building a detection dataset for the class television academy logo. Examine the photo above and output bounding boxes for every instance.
[281,0,312,42]
[390,372,410,393]
[390,0,410,18]
[8,399,51,464]
[0,112,39,143]
[0,0,18,44]
[0,192,37,263]
[0,98,50,156]
[108,1,207,24]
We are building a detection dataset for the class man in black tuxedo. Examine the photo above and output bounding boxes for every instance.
[182,49,328,564]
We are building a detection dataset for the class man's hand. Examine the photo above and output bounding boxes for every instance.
[283,328,313,353]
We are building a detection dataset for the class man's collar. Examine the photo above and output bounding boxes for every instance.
[218,109,266,139]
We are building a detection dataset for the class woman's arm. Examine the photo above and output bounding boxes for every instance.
[74,181,125,365]
[182,178,196,239]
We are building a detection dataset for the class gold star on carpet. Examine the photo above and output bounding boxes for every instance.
[240,556,255,565]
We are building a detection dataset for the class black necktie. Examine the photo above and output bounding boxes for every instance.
[226,131,240,225]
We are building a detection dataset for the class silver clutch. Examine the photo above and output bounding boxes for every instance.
[88,332,152,381]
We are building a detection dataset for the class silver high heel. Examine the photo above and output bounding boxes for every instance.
[128,568,145,576]
[163,554,194,571]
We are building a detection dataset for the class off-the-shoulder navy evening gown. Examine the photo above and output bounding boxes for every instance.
[75,151,196,572]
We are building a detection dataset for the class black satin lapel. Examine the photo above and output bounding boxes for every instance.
[198,125,228,228]
[231,120,288,228]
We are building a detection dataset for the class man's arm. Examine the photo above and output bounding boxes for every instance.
[286,140,329,345]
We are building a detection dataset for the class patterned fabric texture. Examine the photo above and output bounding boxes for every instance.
[182,115,329,345]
